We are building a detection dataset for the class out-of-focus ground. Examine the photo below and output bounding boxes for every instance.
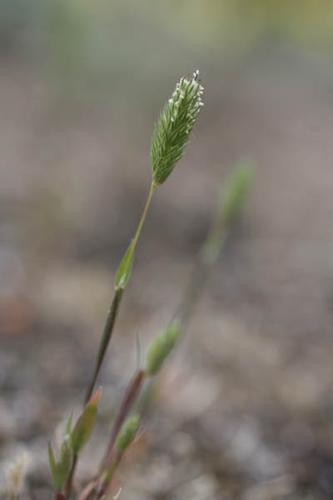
[1,1,333,499]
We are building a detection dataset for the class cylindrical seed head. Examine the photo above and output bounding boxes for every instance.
[151,70,204,185]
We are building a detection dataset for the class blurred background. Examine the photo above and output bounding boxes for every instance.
[1,1,333,498]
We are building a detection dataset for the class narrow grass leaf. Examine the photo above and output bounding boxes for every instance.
[71,388,102,455]
[115,241,135,290]
[48,443,61,491]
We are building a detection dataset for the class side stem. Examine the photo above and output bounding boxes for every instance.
[101,369,145,469]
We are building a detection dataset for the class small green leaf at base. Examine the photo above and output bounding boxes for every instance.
[48,439,73,492]
[48,443,60,490]
[71,388,102,455]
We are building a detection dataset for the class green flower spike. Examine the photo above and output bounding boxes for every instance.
[151,70,204,185]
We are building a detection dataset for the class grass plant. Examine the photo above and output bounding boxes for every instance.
[47,71,253,500]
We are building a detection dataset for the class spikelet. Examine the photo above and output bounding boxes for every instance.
[145,322,181,376]
[115,415,140,453]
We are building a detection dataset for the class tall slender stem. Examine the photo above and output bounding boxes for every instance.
[65,181,156,499]
[84,180,156,405]
[84,288,123,404]
[132,181,157,247]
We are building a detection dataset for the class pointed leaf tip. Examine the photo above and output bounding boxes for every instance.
[89,386,103,406]
[70,389,101,454]
[115,241,135,290]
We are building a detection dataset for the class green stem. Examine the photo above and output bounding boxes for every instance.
[66,180,157,499]
[132,180,157,248]
[84,180,156,405]
[84,288,124,404]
